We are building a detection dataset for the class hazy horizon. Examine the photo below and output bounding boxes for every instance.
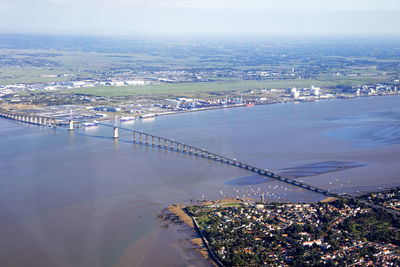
[1,0,400,37]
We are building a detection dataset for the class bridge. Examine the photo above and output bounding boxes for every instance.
[0,109,337,197]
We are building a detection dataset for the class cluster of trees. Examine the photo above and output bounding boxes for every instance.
[340,209,400,245]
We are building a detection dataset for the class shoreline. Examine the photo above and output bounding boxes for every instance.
[150,92,400,120]
[1,92,399,122]
[167,197,337,267]
[154,92,400,117]
[167,204,217,267]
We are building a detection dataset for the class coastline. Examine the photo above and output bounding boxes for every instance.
[167,197,338,267]
[2,91,399,123]
[167,204,217,266]
[149,93,400,119]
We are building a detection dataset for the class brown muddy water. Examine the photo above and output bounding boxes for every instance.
[0,95,399,266]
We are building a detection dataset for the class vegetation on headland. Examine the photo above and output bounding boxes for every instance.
[177,193,400,266]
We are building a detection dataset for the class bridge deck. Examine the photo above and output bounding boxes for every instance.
[0,111,335,197]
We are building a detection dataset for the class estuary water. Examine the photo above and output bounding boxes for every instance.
[0,95,399,266]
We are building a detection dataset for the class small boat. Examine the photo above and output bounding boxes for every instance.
[84,122,98,127]
[120,116,135,122]
[140,114,156,119]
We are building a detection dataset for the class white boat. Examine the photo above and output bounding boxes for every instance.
[120,116,135,122]
[84,121,98,127]
[140,113,156,119]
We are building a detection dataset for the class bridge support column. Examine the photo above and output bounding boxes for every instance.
[201,150,205,157]
[189,147,193,154]
[53,119,57,129]
[69,120,74,131]
[177,143,180,151]
[113,127,119,139]
[145,135,149,145]
[29,117,33,123]
[38,117,42,125]
[133,132,136,142]
[158,137,161,147]
[183,145,186,152]
[34,117,38,124]
[152,136,155,146]
[195,149,199,155]
[139,133,142,143]
[170,141,174,150]
[164,139,168,148]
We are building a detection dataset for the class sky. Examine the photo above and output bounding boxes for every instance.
[1,0,400,37]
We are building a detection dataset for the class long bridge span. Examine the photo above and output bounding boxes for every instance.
[0,109,336,197]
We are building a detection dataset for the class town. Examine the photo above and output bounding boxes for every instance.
[183,192,400,266]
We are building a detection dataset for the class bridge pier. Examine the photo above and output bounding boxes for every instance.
[1,114,334,197]
[69,120,74,131]
[113,126,119,139]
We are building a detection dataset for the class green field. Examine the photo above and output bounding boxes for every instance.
[67,77,384,97]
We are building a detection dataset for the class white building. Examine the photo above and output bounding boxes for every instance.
[311,85,320,96]
[290,88,300,99]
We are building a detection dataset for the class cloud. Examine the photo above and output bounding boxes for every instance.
[0,0,399,36]
[4,0,400,11]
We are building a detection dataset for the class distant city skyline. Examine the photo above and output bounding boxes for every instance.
[1,0,400,36]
